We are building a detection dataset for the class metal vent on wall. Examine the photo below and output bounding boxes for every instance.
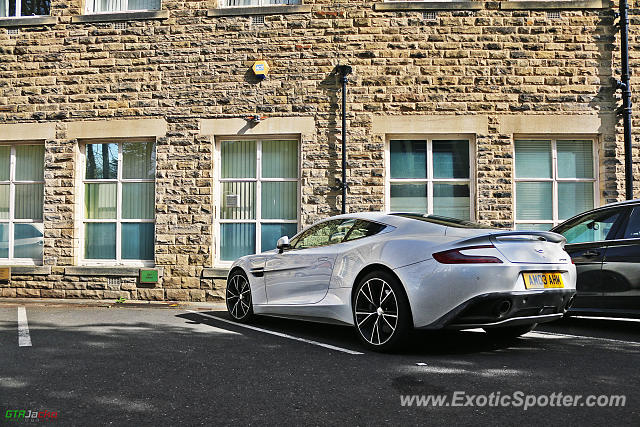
[252,15,265,26]
[114,22,127,30]
[108,277,121,287]
[7,28,18,35]
[547,11,561,19]
[423,11,437,21]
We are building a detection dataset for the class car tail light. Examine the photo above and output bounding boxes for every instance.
[433,245,503,264]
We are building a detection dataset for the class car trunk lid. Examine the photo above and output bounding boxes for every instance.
[489,231,569,264]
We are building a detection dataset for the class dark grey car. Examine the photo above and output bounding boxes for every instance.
[551,199,640,318]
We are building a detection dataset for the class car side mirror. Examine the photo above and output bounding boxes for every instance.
[276,236,290,253]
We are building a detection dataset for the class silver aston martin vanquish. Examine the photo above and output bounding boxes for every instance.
[226,213,577,351]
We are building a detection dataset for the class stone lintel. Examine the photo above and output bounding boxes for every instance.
[0,123,57,141]
[67,119,167,140]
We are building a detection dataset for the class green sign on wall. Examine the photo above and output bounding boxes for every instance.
[139,269,159,284]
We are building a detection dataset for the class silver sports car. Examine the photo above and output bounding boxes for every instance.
[226,213,577,351]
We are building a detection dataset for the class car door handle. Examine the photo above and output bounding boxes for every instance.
[583,250,601,257]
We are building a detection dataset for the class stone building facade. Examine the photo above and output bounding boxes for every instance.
[0,0,636,301]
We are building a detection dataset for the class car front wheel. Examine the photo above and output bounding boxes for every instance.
[353,271,411,352]
[226,270,254,323]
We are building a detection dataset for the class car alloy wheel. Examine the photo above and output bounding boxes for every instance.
[353,271,410,351]
[226,271,254,322]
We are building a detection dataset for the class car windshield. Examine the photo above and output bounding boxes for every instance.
[391,213,495,229]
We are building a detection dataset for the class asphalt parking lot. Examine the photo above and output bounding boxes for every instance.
[1,303,638,426]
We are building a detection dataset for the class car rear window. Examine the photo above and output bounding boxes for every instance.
[391,213,495,229]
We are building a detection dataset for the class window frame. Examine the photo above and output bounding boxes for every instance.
[0,143,45,265]
[384,133,476,221]
[84,0,161,15]
[214,136,301,266]
[80,139,156,266]
[513,135,599,230]
[1,0,51,17]
[220,0,302,8]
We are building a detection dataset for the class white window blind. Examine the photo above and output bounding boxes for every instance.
[87,0,160,13]
[514,139,596,230]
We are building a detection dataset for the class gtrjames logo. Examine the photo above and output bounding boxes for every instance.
[5,409,58,422]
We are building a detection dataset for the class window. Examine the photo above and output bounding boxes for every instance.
[344,220,387,242]
[388,138,472,220]
[218,139,299,262]
[291,219,354,249]
[622,206,640,239]
[222,0,301,7]
[514,139,596,231]
[82,141,155,263]
[85,0,160,14]
[0,0,50,17]
[0,145,44,263]
[553,209,622,244]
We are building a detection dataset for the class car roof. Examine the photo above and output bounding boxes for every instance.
[327,212,493,229]
[601,198,640,208]
[328,212,400,224]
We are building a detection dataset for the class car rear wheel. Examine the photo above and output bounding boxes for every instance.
[353,271,411,352]
[226,270,254,322]
[484,323,537,340]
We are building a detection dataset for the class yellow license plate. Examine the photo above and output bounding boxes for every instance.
[523,272,564,289]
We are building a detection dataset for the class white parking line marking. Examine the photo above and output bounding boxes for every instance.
[572,315,640,323]
[17,307,31,347]
[529,331,640,347]
[186,310,364,355]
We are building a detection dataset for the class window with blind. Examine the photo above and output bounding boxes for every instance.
[85,0,160,13]
[83,141,155,263]
[0,145,44,263]
[514,139,596,230]
[0,0,50,17]
[388,138,472,220]
[221,0,301,7]
[218,139,299,262]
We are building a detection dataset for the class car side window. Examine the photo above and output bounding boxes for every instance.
[344,220,387,242]
[554,209,622,244]
[622,206,640,239]
[292,219,356,249]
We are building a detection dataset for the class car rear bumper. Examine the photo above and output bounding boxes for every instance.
[418,290,576,330]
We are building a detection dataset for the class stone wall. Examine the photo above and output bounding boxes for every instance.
[0,0,637,300]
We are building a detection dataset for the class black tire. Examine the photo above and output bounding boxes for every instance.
[226,270,254,323]
[484,323,537,340]
[352,270,412,352]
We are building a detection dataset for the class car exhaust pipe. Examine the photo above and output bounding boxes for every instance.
[495,300,512,317]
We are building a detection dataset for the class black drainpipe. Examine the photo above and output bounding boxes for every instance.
[337,65,352,214]
[616,0,634,200]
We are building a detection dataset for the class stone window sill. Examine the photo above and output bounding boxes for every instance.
[0,266,51,275]
[374,2,483,12]
[208,5,312,17]
[65,266,163,277]
[71,10,169,24]
[500,0,608,10]
[0,16,57,27]
[202,268,229,279]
